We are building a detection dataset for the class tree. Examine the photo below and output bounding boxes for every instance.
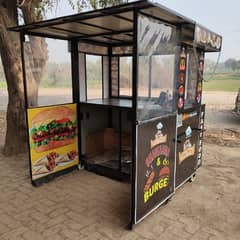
[224,58,239,72]
[0,0,50,155]
[0,0,128,156]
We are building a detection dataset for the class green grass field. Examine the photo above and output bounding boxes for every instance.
[203,73,240,92]
[1,73,240,92]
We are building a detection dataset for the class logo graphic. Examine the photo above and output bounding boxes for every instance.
[185,126,192,138]
[179,126,195,164]
[143,122,170,204]
[150,122,167,148]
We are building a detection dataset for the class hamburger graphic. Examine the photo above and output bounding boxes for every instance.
[29,106,77,152]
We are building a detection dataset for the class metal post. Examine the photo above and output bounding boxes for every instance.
[20,31,33,183]
[118,110,122,172]
[70,39,82,165]
[130,8,138,228]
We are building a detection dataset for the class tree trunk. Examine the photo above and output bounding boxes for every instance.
[0,1,27,154]
[0,0,48,155]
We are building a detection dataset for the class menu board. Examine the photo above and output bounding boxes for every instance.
[176,109,200,187]
[135,115,176,223]
[27,104,79,182]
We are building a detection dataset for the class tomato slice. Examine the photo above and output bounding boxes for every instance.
[56,118,70,124]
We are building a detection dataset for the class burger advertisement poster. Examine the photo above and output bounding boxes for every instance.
[27,104,79,181]
[136,116,176,222]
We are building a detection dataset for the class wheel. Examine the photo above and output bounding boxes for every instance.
[189,173,196,183]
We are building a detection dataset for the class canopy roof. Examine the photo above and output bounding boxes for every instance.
[9,0,222,51]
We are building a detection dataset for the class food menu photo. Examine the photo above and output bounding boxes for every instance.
[27,104,79,181]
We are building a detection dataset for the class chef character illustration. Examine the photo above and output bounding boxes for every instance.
[155,122,164,139]
[184,139,192,151]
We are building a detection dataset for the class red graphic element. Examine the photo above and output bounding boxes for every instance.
[159,166,170,178]
[179,73,185,84]
[144,171,155,191]
[178,85,184,96]
[145,145,170,168]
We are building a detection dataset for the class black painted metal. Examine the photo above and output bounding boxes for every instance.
[118,110,122,172]
[32,165,79,187]
[130,8,139,228]
[20,31,33,183]
[108,47,112,98]
[148,56,152,98]
[71,40,82,164]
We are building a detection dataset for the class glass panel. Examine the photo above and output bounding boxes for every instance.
[184,50,198,108]
[24,36,72,107]
[137,14,179,121]
[86,55,102,100]
[120,57,132,97]
[79,53,86,102]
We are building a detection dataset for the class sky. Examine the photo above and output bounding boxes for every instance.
[45,0,240,63]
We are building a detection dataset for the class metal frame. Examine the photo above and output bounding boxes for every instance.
[14,0,222,228]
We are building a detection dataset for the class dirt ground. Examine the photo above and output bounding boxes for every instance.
[0,90,239,239]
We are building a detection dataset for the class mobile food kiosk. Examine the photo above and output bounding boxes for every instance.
[10,0,222,227]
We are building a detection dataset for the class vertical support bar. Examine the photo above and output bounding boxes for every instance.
[130,8,138,228]
[148,56,152,98]
[20,32,29,109]
[118,110,122,172]
[71,40,80,102]
[108,47,112,98]
[20,31,33,183]
[84,54,87,100]
[70,39,82,164]
[117,56,120,97]
[101,56,104,99]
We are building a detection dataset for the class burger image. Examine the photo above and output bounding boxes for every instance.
[29,106,77,152]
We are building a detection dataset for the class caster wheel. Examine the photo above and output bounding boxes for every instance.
[189,173,196,183]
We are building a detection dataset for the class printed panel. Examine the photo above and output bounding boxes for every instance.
[135,115,176,222]
[196,105,205,168]
[195,52,204,105]
[177,46,187,112]
[176,109,200,187]
[195,25,222,51]
[27,104,79,181]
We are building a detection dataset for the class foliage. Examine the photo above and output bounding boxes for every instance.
[224,58,240,72]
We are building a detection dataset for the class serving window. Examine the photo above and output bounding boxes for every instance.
[137,14,179,121]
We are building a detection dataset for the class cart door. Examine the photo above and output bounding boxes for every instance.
[134,114,176,223]
[175,107,202,188]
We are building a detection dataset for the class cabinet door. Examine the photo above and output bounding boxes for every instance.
[134,115,176,223]
[175,108,201,188]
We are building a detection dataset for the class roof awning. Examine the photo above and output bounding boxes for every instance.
[9,0,222,51]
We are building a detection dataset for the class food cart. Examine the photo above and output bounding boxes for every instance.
[10,0,222,227]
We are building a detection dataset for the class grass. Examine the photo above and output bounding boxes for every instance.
[203,73,240,92]
[1,73,240,92]
[203,80,239,92]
